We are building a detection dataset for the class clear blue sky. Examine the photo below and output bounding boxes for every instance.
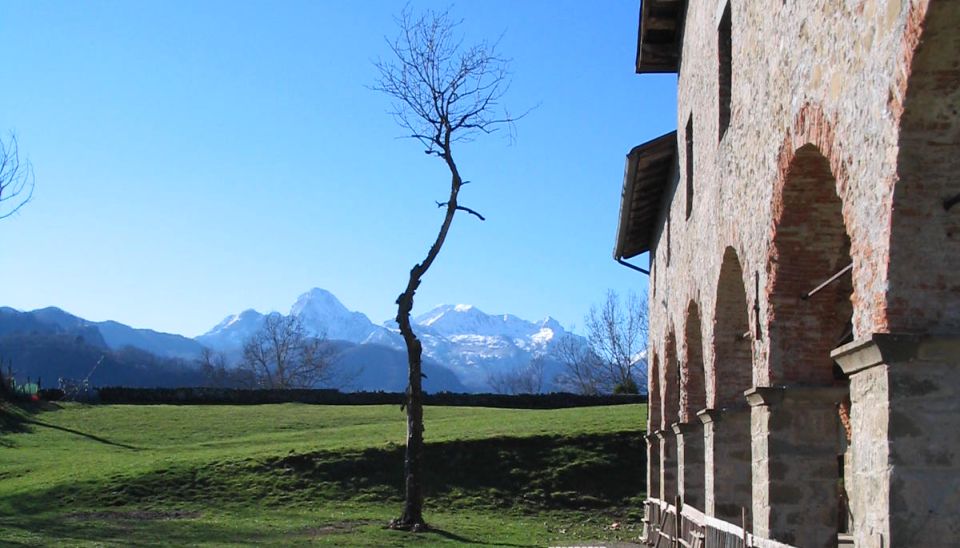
[0,1,675,338]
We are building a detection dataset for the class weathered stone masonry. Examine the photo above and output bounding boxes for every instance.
[615,1,959,546]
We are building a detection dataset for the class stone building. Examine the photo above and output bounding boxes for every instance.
[613,1,959,546]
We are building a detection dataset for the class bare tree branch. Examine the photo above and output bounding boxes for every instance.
[237,314,339,389]
[556,291,648,395]
[0,134,34,220]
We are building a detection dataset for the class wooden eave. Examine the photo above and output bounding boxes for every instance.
[636,0,686,73]
[614,131,677,260]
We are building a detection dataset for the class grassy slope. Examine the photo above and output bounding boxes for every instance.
[0,402,647,546]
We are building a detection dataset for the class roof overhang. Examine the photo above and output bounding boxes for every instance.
[635,0,687,73]
[614,131,677,260]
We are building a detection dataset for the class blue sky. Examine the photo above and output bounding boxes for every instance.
[0,1,675,337]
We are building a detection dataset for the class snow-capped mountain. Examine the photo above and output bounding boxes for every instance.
[390,303,573,390]
[197,289,394,351]
[195,309,266,351]
[197,288,585,392]
[290,288,385,342]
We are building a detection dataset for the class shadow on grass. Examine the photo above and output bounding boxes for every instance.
[0,401,50,447]
[2,430,645,513]
[0,513,270,548]
[0,401,138,450]
[22,419,140,450]
[272,432,647,510]
[0,431,645,544]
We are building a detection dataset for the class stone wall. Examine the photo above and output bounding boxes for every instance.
[637,0,959,545]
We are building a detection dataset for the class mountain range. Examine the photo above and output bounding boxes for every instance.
[1,288,583,393]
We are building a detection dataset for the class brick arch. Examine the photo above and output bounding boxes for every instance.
[767,143,853,385]
[681,301,706,421]
[712,246,752,407]
[886,0,960,333]
[660,330,680,430]
[648,352,661,433]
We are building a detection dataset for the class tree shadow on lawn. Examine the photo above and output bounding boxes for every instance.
[0,511,273,548]
[0,402,140,451]
[271,432,647,511]
[1,431,645,544]
[0,401,48,447]
[0,401,139,450]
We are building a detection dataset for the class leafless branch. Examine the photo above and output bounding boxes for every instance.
[237,314,340,389]
[556,291,649,395]
[435,201,485,220]
[0,134,34,220]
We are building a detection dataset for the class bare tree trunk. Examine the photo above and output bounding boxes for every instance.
[391,151,463,530]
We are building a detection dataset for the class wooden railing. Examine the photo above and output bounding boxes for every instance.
[641,498,795,548]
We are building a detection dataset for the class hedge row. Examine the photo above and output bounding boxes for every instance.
[95,387,646,409]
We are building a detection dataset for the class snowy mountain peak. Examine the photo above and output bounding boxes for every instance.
[289,288,381,343]
[290,288,350,316]
[412,303,566,342]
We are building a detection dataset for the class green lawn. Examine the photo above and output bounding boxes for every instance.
[0,402,647,546]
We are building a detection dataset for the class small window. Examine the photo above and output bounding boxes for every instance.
[685,115,694,219]
[718,2,732,140]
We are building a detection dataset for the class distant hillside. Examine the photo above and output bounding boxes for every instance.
[0,332,205,388]
[0,306,204,360]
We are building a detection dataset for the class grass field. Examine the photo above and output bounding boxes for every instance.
[0,401,647,546]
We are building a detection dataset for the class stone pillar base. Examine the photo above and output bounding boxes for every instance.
[747,385,847,548]
[645,433,660,501]
[832,334,960,547]
[700,406,752,523]
[673,421,705,510]
[655,429,677,503]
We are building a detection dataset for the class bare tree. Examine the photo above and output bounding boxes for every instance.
[0,134,34,220]
[197,347,250,388]
[487,355,547,395]
[373,6,525,531]
[238,314,337,389]
[556,291,648,394]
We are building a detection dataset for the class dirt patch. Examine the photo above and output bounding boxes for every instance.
[66,510,201,522]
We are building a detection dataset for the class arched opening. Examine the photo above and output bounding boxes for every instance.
[681,302,706,421]
[707,247,753,522]
[678,303,706,510]
[647,352,662,504]
[659,331,680,503]
[713,247,752,406]
[887,0,960,333]
[661,331,680,430]
[768,144,853,384]
[648,353,661,433]
[759,143,851,545]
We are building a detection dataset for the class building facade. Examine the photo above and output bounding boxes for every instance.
[614,1,959,546]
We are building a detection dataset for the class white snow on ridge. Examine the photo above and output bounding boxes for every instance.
[196,288,588,392]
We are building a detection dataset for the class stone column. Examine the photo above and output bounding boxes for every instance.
[655,429,677,503]
[832,334,960,547]
[673,421,705,510]
[746,385,847,548]
[646,433,661,502]
[699,406,752,523]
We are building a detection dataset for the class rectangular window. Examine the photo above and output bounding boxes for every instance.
[685,115,694,219]
[718,3,732,140]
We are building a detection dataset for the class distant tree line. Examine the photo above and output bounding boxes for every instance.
[487,291,649,397]
[96,386,645,408]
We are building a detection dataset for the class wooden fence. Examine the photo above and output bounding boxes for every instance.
[641,498,795,548]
